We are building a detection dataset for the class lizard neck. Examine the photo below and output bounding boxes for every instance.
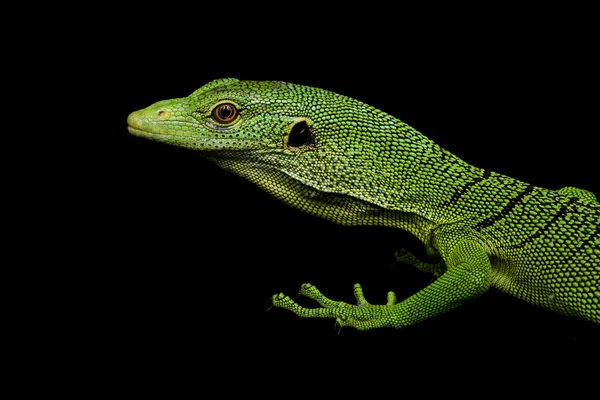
[401,144,487,223]
[208,141,485,246]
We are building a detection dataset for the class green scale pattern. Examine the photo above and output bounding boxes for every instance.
[128,78,599,330]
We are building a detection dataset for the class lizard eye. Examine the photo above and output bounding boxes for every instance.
[212,103,238,124]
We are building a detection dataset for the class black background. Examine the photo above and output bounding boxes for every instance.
[85,7,599,389]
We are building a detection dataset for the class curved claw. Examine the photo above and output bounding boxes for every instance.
[265,297,274,312]
[335,319,343,336]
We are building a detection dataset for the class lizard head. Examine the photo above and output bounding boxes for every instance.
[128,78,428,221]
[127,78,346,153]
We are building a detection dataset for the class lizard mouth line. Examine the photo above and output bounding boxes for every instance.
[128,126,149,134]
[127,126,270,144]
[127,126,198,139]
[128,126,163,136]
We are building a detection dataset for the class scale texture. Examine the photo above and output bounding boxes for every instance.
[128,78,599,330]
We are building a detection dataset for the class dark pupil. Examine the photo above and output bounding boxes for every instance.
[219,105,232,119]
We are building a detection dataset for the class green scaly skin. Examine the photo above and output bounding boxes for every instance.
[128,78,599,330]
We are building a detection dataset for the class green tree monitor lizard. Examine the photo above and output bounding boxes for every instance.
[127,78,599,331]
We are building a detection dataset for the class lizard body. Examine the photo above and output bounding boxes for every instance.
[128,78,599,330]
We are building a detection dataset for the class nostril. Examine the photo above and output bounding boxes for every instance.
[157,110,171,119]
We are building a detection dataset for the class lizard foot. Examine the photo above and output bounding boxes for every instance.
[394,248,445,278]
[269,283,398,332]
[394,248,424,266]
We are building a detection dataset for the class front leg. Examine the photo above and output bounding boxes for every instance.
[270,238,493,331]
